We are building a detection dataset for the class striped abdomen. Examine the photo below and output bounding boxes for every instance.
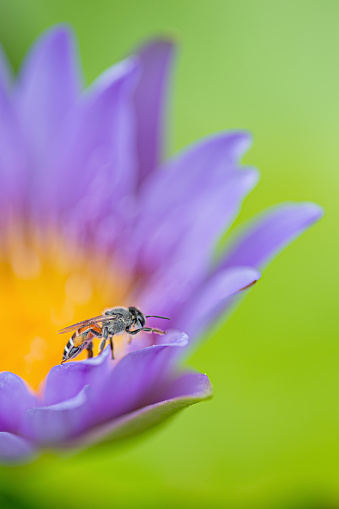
[62,324,102,363]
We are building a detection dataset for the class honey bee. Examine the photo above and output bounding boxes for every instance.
[58,306,170,364]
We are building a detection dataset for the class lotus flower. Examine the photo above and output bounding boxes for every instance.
[0,25,322,463]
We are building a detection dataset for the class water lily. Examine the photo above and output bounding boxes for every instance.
[0,25,322,463]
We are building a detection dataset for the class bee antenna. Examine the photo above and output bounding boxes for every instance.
[145,315,171,320]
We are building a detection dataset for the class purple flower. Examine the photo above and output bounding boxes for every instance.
[0,25,322,464]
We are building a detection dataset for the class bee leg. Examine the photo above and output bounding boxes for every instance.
[109,336,115,360]
[87,328,102,338]
[85,328,101,357]
[127,327,167,336]
[144,327,167,335]
[99,326,109,355]
[86,341,94,359]
[99,338,106,354]
[126,327,139,336]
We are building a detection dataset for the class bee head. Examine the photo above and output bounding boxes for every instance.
[129,307,146,327]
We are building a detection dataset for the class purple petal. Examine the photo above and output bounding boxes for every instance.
[175,266,260,341]
[21,333,188,447]
[21,351,113,446]
[0,50,30,217]
[0,372,36,433]
[131,132,258,315]
[41,58,138,236]
[161,371,212,400]
[90,331,189,424]
[60,371,212,451]
[15,25,82,164]
[41,347,112,406]
[133,39,175,185]
[131,132,258,273]
[0,433,36,464]
[219,202,324,270]
[0,103,30,218]
[0,43,12,94]
[21,386,90,446]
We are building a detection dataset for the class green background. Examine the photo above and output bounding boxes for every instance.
[0,1,337,507]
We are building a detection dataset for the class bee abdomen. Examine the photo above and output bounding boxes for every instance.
[63,329,86,353]
[63,336,75,356]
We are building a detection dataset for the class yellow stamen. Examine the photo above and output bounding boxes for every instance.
[0,223,132,390]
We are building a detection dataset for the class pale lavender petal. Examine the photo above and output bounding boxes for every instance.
[134,39,175,184]
[0,43,12,94]
[41,58,138,238]
[160,371,212,400]
[21,333,188,446]
[42,347,111,406]
[0,104,29,217]
[175,266,260,340]
[0,63,30,216]
[15,25,82,164]
[219,202,324,270]
[90,331,189,424]
[21,386,90,446]
[132,133,258,318]
[129,132,257,280]
[59,371,212,451]
[0,373,36,433]
[0,433,36,464]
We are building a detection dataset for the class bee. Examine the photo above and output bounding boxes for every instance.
[58,306,170,364]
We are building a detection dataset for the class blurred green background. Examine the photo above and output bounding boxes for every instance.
[0,1,337,507]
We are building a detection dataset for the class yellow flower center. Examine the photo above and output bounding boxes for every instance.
[0,223,133,390]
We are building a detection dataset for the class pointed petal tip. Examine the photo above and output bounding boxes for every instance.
[273,201,324,229]
[138,36,177,53]
[88,56,139,97]
[159,329,189,347]
[207,129,253,149]
[16,22,81,85]
[297,201,324,221]
[192,130,254,164]
[230,129,253,150]
[35,23,77,43]
[133,330,189,351]
[219,200,324,271]
[236,270,262,293]
[191,372,213,400]
[19,23,77,65]
[135,35,178,64]
[224,129,254,152]
[164,371,213,401]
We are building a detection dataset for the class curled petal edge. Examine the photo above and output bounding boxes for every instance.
[0,432,37,465]
[21,333,190,447]
[54,372,212,453]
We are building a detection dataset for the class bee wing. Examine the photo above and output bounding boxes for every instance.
[57,314,120,334]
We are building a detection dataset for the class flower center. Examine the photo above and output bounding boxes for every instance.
[0,224,132,390]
